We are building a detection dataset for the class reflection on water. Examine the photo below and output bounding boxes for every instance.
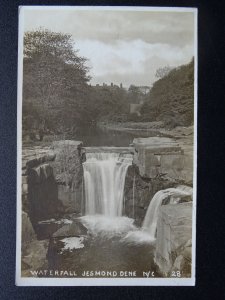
[71,126,161,147]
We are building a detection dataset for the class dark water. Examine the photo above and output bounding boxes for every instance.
[70,126,162,147]
[45,233,159,278]
[37,214,161,278]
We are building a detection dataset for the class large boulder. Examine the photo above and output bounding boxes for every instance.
[133,137,184,179]
[51,140,84,214]
[154,202,192,276]
[28,163,62,223]
[53,220,87,237]
[133,136,193,184]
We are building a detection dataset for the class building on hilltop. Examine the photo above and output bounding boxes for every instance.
[95,82,124,89]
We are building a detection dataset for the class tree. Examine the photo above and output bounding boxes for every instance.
[23,29,91,138]
[155,65,173,79]
[141,59,194,127]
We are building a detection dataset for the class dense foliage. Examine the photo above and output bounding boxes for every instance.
[23,29,92,139]
[141,59,194,128]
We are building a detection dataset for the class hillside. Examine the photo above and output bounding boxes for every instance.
[141,59,194,128]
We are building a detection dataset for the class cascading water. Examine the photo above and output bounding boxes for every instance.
[123,185,193,244]
[142,186,193,239]
[83,152,133,217]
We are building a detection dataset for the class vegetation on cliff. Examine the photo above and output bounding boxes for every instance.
[140,59,194,128]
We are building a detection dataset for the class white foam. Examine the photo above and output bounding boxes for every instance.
[38,218,73,225]
[60,237,85,252]
[122,230,156,245]
[79,215,136,238]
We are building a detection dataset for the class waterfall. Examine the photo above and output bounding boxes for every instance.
[142,186,193,239]
[83,152,133,217]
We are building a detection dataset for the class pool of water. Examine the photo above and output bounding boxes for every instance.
[70,126,162,147]
[42,216,160,278]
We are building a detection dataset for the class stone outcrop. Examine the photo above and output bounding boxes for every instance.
[22,141,83,227]
[133,136,192,184]
[133,137,183,179]
[22,147,57,217]
[124,165,177,226]
[51,140,83,214]
[21,211,49,277]
[27,161,62,224]
[154,202,192,277]
[53,220,87,237]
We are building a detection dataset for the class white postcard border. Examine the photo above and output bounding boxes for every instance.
[16,6,198,286]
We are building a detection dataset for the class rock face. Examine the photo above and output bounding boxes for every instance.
[133,136,193,183]
[133,137,184,179]
[22,211,37,253]
[124,165,177,226]
[154,202,192,277]
[21,211,49,277]
[28,163,62,223]
[22,147,59,222]
[53,220,87,237]
[22,141,83,226]
[52,140,83,214]
[22,147,55,214]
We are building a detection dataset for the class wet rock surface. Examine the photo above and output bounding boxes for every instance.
[53,220,88,237]
[124,164,179,226]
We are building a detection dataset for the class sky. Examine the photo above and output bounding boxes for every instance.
[22,7,196,87]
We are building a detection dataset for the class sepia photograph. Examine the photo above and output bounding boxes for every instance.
[16,6,197,286]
